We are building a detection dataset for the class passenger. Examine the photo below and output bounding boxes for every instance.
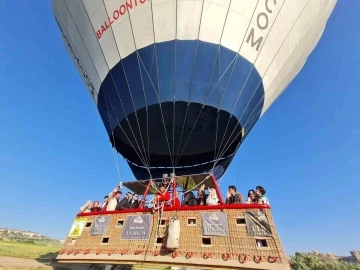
[226,185,243,204]
[173,192,181,207]
[106,187,122,211]
[90,201,102,212]
[198,184,207,205]
[80,200,92,213]
[181,191,198,206]
[155,184,170,202]
[206,188,219,205]
[101,195,108,210]
[246,189,258,204]
[129,193,139,209]
[256,186,270,205]
[116,192,132,210]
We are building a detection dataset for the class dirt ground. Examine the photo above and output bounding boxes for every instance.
[0,255,89,270]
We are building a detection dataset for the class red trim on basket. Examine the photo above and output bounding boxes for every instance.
[239,254,248,264]
[185,252,193,259]
[254,255,263,263]
[268,256,280,263]
[76,204,270,217]
[203,253,211,259]
[222,253,230,261]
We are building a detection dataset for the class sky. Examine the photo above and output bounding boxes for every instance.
[0,0,359,256]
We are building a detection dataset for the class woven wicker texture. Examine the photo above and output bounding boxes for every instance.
[60,208,287,268]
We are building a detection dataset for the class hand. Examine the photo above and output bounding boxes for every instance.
[226,192,231,198]
[113,187,119,193]
[87,200,92,205]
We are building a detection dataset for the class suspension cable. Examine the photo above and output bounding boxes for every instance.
[55,3,127,182]
[239,1,331,142]
[103,91,152,176]
[72,1,150,172]
[213,0,287,163]
[214,0,315,163]
[58,2,146,177]
[174,0,233,166]
[172,0,179,174]
[213,0,261,162]
[103,91,123,182]
[102,0,150,170]
[149,0,175,170]
[175,0,205,161]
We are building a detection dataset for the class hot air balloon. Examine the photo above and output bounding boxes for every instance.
[52,0,336,180]
[52,1,337,268]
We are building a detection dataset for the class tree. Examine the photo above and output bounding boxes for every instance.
[290,252,360,270]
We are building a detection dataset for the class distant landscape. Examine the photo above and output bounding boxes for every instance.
[0,227,63,245]
[0,228,61,259]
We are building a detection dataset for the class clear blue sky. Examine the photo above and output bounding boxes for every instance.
[0,1,359,256]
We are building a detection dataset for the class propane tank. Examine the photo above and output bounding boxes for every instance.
[166,218,180,249]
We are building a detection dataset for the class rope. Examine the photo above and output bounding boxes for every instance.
[172,0,178,174]
[174,0,233,166]
[213,0,319,166]
[148,0,175,170]
[66,1,151,173]
[103,91,123,182]
[59,2,149,179]
[234,0,331,140]
[212,0,261,162]
[103,92,151,175]
[101,0,151,171]
[149,174,212,208]
[213,0,287,164]
[175,0,205,161]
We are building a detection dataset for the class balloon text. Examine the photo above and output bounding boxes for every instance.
[246,0,277,51]
[96,0,149,40]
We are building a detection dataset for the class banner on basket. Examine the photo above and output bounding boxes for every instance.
[201,212,229,236]
[244,211,272,237]
[121,214,152,240]
[90,216,111,236]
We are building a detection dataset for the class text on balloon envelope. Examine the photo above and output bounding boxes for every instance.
[96,0,149,40]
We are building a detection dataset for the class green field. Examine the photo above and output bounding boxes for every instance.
[0,240,61,259]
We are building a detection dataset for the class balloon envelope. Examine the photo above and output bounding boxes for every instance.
[52,0,336,180]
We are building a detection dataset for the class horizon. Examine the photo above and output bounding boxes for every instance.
[1,0,359,257]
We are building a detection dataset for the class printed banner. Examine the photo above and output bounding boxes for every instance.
[244,211,272,237]
[90,216,111,236]
[201,212,229,236]
[121,214,152,240]
[68,217,87,238]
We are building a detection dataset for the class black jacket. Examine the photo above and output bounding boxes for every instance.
[129,200,139,209]
[181,192,199,206]
[116,197,131,210]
